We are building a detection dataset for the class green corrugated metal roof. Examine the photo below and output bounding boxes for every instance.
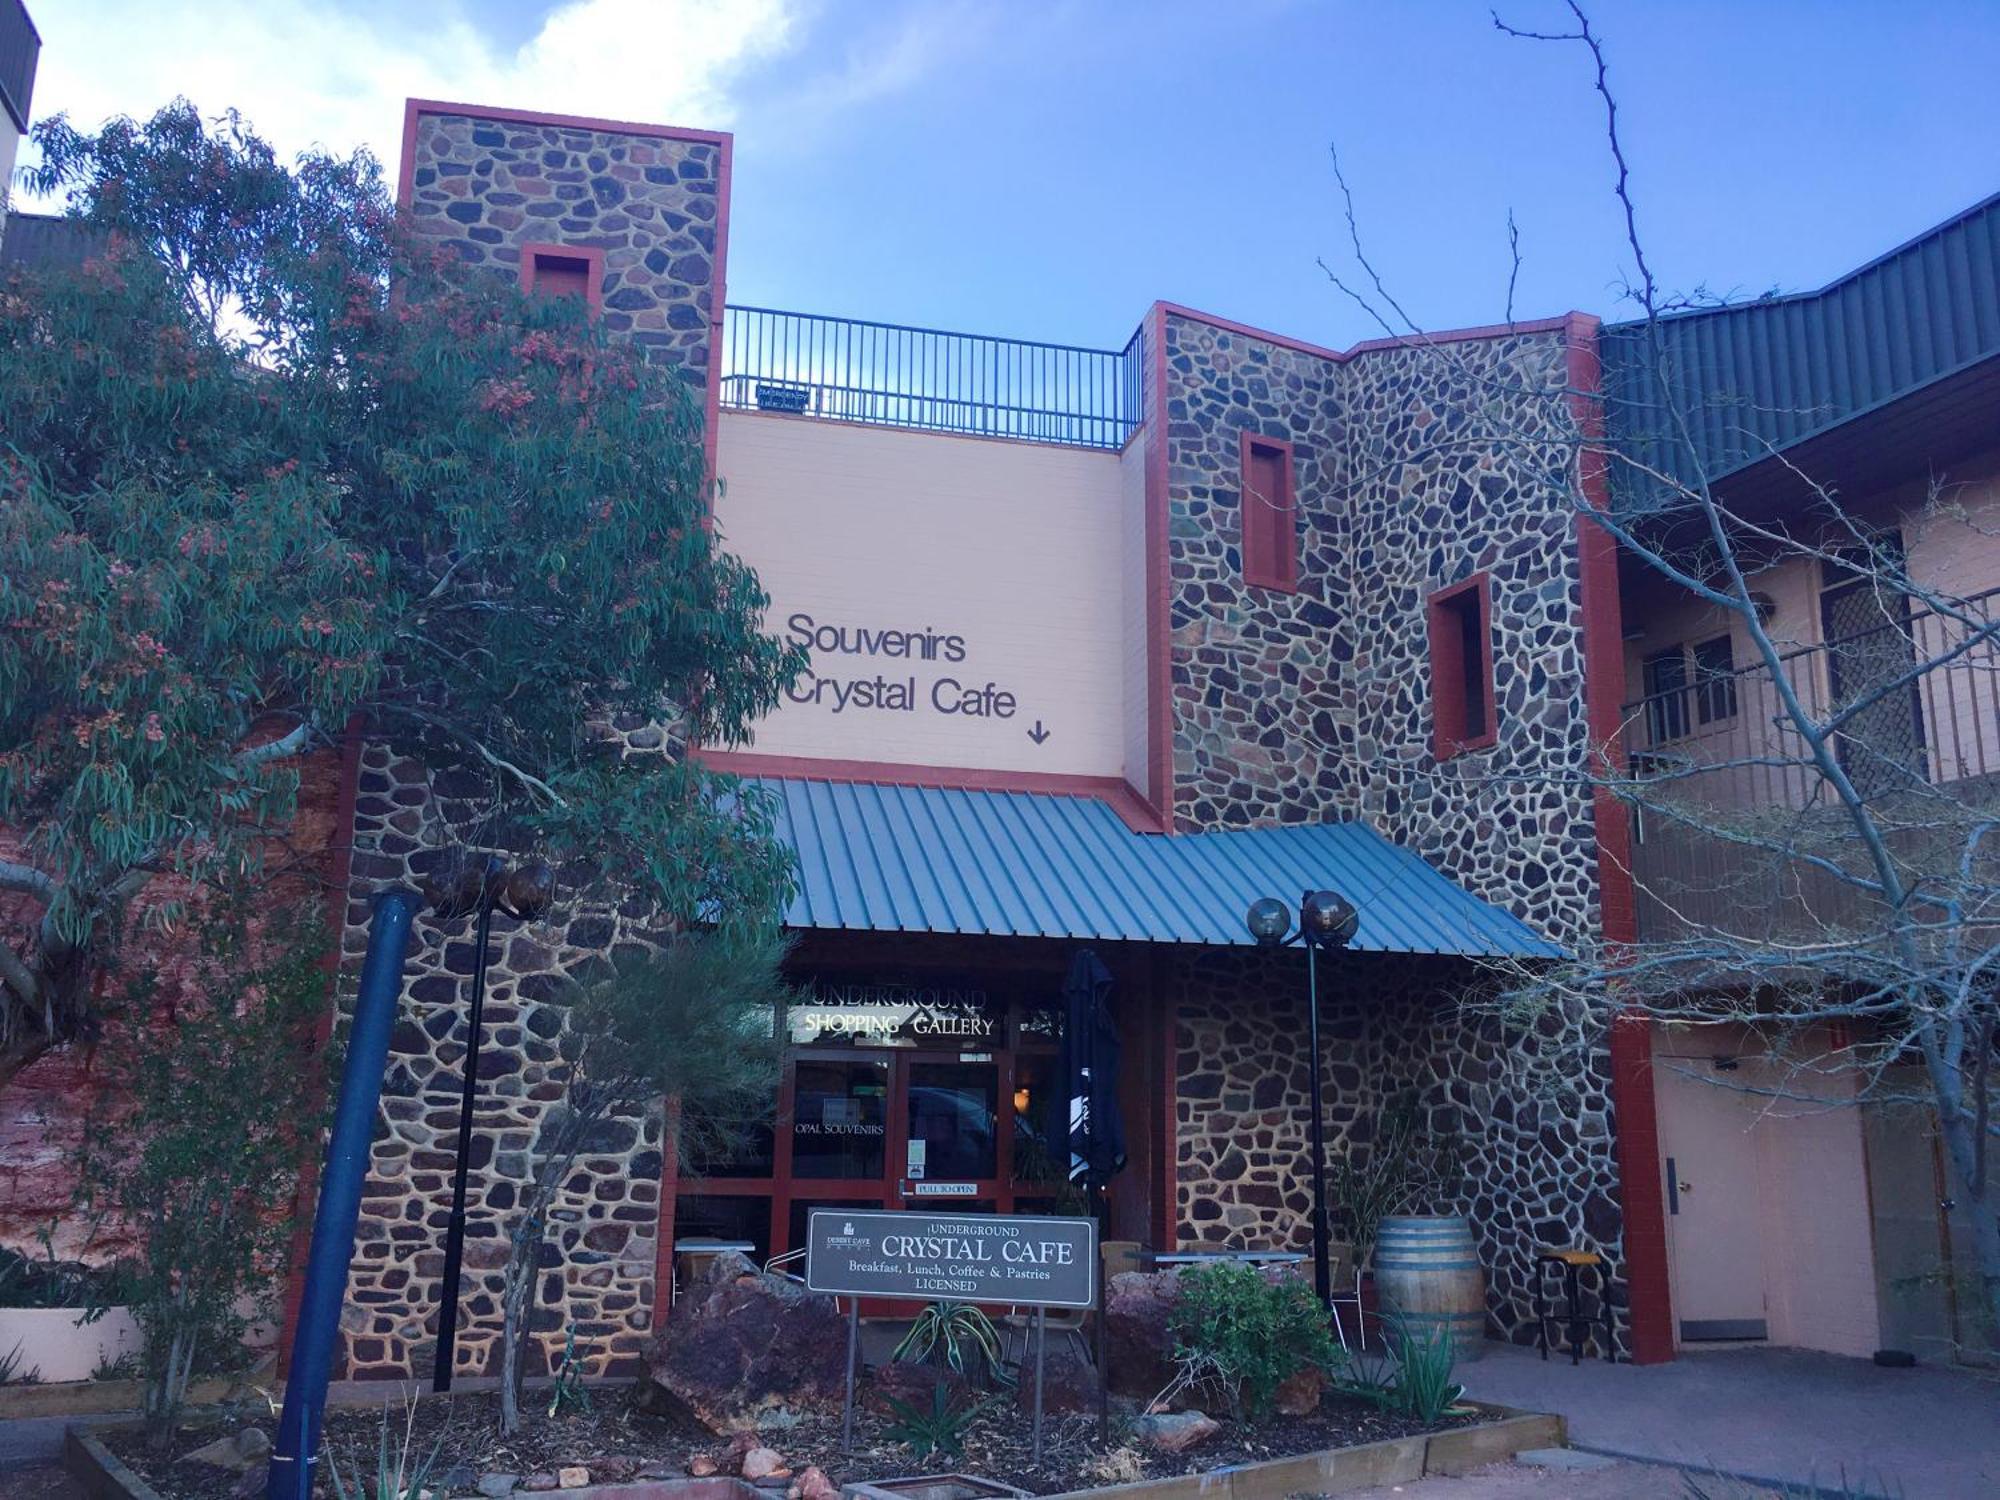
[754,777,1562,959]
[1602,193,2000,510]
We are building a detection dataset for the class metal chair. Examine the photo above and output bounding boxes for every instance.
[765,1248,846,1316]
[999,1305,1091,1372]
[1327,1247,1367,1354]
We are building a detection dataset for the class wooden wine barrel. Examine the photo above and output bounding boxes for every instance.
[1373,1214,1488,1361]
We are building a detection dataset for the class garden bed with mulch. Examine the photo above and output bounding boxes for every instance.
[97,1383,1488,1499]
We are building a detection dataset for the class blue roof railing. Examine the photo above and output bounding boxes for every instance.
[722,305,1143,450]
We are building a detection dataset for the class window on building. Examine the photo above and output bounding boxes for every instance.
[1240,433,1297,592]
[531,253,592,300]
[1692,635,1738,724]
[1642,647,1690,743]
[1427,576,1496,758]
[518,243,603,313]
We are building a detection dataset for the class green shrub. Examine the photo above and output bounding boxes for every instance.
[1168,1262,1341,1422]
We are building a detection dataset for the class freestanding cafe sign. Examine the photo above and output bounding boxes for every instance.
[807,1209,1098,1460]
[805,1208,1096,1309]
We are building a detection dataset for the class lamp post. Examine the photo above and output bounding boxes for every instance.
[423,847,554,1393]
[1245,889,1360,1308]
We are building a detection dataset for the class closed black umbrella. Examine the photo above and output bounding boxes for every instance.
[1058,948,1126,1185]
[1056,947,1123,1446]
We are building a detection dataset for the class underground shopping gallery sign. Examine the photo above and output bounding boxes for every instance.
[804,1209,1097,1310]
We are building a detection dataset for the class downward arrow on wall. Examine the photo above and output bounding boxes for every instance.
[1027,721,1051,745]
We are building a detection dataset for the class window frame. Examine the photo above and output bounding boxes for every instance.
[1691,634,1738,726]
[1426,573,1498,759]
[1238,431,1298,593]
[1641,645,1691,744]
[518,242,606,316]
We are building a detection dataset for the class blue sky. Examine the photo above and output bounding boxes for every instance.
[26,1,2000,351]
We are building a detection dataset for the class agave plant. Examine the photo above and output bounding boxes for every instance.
[883,1384,996,1460]
[892,1300,1014,1387]
[327,1391,445,1500]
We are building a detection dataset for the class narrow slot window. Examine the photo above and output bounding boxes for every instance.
[1240,433,1297,592]
[1427,576,1496,758]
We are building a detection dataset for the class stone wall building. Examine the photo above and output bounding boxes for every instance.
[15,91,1986,1382]
[290,97,1645,1387]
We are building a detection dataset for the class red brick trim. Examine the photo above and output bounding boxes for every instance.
[1144,304,1176,827]
[1239,430,1298,593]
[694,750,1168,834]
[1150,951,1177,1252]
[1566,310,1674,1364]
[705,132,733,514]
[518,242,605,316]
[1426,573,1498,758]
[1156,301,1572,366]
[275,715,367,1369]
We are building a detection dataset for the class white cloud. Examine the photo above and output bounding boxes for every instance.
[22,0,806,201]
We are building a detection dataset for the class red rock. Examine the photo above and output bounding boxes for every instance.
[1135,1410,1220,1453]
[644,1252,848,1434]
[789,1466,838,1500]
[1275,1367,1323,1416]
[741,1447,788,1481]
[1011,1336,1102,1416]
[688,1454,718,1477]
[1103,1269,1183,1399]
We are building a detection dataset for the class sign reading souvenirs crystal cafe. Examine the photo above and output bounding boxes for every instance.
[805,1209,1097,1309]
[781,614,1023,720]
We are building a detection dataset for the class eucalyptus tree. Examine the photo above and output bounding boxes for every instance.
[0,103,802,1072]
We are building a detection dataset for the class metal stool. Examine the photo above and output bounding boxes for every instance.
[1534,1248,1615,1364]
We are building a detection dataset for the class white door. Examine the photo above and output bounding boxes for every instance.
[1656,1059,1769,1342]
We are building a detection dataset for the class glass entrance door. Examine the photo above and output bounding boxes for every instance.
[900,1055,1002,1210]
[781,1052,895,1258]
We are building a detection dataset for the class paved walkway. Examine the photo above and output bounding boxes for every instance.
[0,1467,81,1500]
[1347,1457,1759,1499]
[1460,1340,2000,1498]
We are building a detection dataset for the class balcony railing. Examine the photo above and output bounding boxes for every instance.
[720,305,1142,450]
[1621,585,2000,939]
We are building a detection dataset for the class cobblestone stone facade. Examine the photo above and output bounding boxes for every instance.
[318,105,731,1381]
[1172,947,1626,1356]
[322,109,1626,1373]
[405,105,723,383]
[1162,314,1597,949]
[335,743,667,1381]
[1160,314,1623,1353]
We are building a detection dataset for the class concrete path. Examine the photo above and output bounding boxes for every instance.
[1460,1340,1999,1498]
[1345,1457,1762,1499]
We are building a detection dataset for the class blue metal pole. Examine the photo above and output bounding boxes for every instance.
[266,888,421,1500]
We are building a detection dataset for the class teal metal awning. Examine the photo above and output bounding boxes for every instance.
[750,777,1561,960]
